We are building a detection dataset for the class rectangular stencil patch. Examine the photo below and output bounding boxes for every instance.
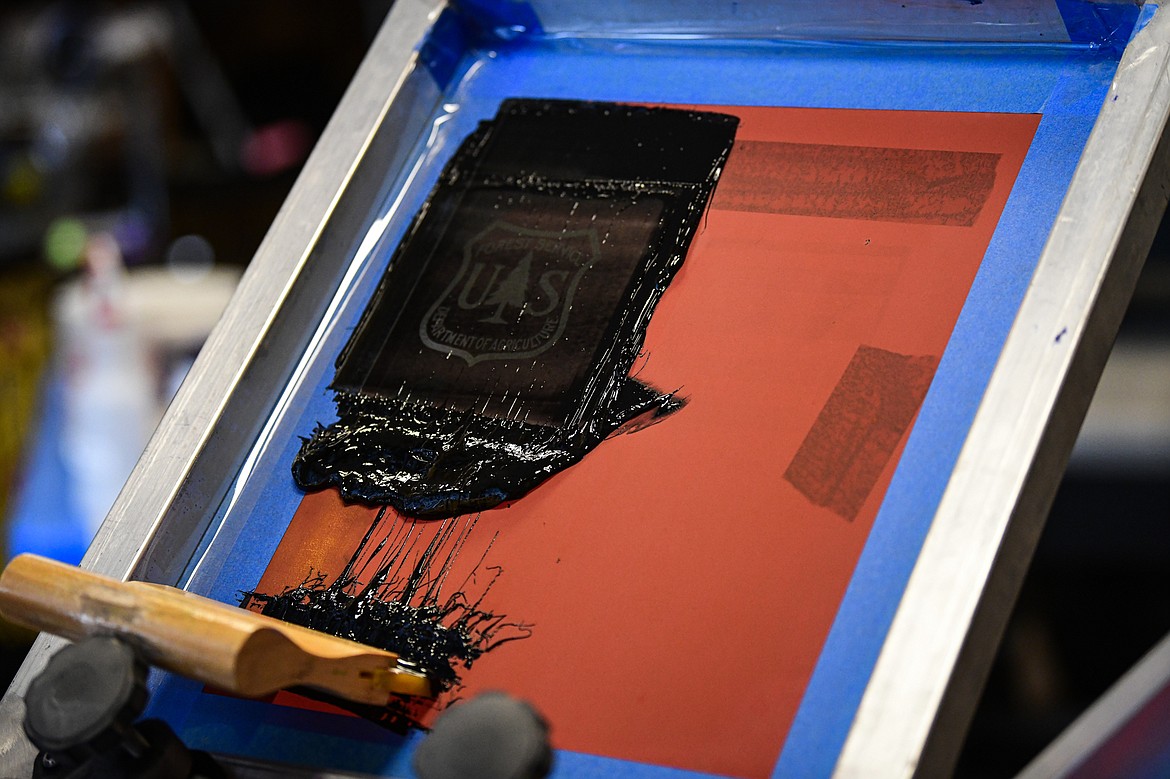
[785,346,938,520]
[712,140,1000,226]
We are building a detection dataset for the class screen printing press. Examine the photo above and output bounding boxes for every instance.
[3,2,1170,777]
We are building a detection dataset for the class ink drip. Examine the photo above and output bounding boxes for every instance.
[293,98,739,518]
[244,506,530,731]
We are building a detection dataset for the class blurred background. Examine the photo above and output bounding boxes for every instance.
[0,0,390,699]
[0,3,1166,776]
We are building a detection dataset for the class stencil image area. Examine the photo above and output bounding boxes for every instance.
[293,98,740,518]
[248,105,1041,778]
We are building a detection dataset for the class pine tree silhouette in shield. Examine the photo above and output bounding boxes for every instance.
[481,252,532,324]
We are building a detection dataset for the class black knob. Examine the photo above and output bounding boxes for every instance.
[24,636,149,763]
[413,692,552,779]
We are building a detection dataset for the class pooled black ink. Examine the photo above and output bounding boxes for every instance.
[293,99,738,517]
[244,507,531,730]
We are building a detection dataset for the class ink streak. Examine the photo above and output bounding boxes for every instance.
[784,345,938,521]
[713,140,1000,226]
[293,99,738,518]
[243,507,531,730]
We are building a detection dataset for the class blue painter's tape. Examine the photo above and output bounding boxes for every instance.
[456,0,544,39]
[174,689,736,779]
[422,3,544,90]
[179,693,420,777]
[420,8,469,91]
[1056,0,1142,52]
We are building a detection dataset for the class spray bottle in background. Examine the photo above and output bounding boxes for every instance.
[54,231,154,539]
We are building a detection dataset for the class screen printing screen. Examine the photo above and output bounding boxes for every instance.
[145,7,1145,777]
[236,104,1037,779]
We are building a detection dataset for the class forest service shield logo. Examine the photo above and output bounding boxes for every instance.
[420,221,601,366]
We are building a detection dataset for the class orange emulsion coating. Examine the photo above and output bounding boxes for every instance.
[252,105,1039,779]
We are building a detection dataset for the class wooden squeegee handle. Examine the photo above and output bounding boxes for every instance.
[0,554,431,703]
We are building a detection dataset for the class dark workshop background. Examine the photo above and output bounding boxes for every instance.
[0,3,1168,776]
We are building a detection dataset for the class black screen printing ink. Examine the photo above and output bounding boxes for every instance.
[244,508,530,730]
[293,99,739,517]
